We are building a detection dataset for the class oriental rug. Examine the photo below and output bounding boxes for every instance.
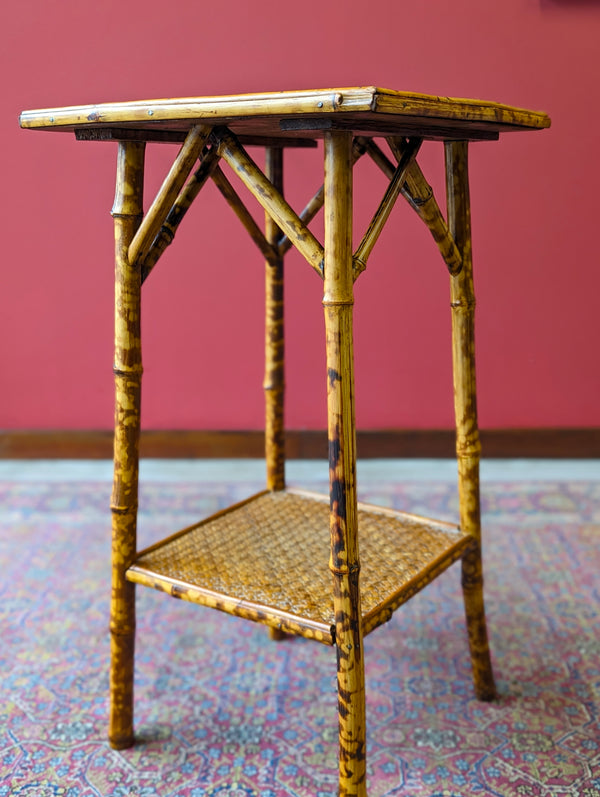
[1,471,599,796]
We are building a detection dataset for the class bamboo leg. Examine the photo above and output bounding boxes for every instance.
[265,147,288,643]
[109,140,145,749]
[264,147,286,492]
[445,140,497,702]
[323,131,366,797]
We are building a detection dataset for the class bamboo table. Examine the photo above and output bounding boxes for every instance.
[20,88,550,796]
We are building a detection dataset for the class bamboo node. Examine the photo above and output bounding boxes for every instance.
[110,211,143,222]
[329,563,351,576]
[405,183,433,207]
[157,221,176,246]
[455,440,481,458]
[450,298,476,310]
[110,503,138,515]
[322,297,354,307]
[113,366,143,377]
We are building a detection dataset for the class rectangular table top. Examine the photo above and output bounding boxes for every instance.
[19,86,550,143]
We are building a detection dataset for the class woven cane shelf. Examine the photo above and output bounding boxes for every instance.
[126,489,472,645]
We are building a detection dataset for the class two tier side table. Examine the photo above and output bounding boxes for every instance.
[20,87,550,797]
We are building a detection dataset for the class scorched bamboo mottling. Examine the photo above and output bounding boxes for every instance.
[109,140,145,750]
[264,147,286,493]
[323,130,366,797]
[446,140,496,701]
[19,86,550,797]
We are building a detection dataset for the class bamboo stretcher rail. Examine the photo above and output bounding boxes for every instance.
[277,138,367,257]
[128,125,211,267]
[353,137,422,278]
[361,137,462,275]
[211,166,278,264]
[140,146,220,282]
[213,128,325,278]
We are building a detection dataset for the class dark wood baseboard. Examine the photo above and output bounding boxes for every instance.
[1,428,599,459]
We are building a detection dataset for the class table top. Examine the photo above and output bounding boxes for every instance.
[19,87,550,143]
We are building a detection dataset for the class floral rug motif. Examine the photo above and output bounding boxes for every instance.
[1,475,599,796]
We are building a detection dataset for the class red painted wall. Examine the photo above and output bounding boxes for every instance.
[2,0,599,432]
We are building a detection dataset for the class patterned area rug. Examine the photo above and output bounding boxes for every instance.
[1,473,599,796]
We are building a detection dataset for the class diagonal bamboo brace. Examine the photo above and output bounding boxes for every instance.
[212,165,278,264]
[353,137,422,278]
[277,186,325,258]
[389,137,462,275]
[141,146,221,282]
[361,137,463,276]
[277,139,367,257]
[128,125,212,268]
[212,127,325,278]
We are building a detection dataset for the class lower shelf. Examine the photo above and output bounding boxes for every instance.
[126,488,472,645]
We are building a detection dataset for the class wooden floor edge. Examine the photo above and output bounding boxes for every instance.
[1,429,599,459]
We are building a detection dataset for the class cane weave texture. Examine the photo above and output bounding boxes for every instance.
[127,489,471,645]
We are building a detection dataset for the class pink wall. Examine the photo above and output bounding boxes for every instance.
[2,0,599,432]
